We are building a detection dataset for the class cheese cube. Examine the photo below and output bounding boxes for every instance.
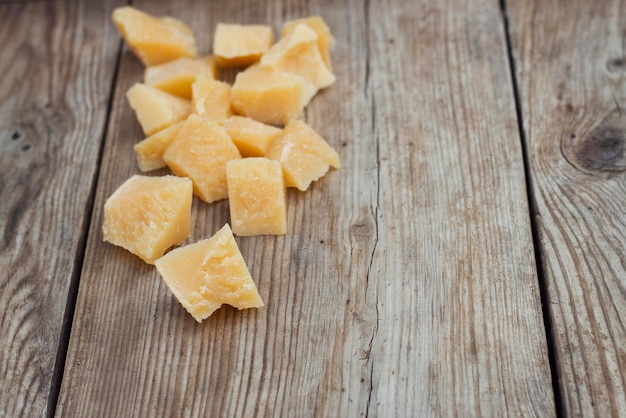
[144,55,217,99]
[282,16,335,70]
[112,6,197,66]
[219,116,282,157]
[231,66,316,126]
[265,120,340,191]
[163,114,241,203]
[227,158,287,236]
[102,175,193,264]
[126,83,191,136]
[213,23,274,67]
[260,24,335,89]
[133,121,183,172]
[191,76,232,121]
[154,224,264,322]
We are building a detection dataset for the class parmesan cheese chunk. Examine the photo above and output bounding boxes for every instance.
[227,158,287,236]
[102,175,193,264]
[213,23,274,67]
[155,224,264,322]
[231,66,316,126]
[112,6,197,66]
[126,83,191,136]
[144,55,217,99]
[191,76,232,121]
[219,116,282,157]
[164,114,242,203]
[133,121,184,172]
[265,120,340,191]
[260,23,335,89]
[282,16,335,70]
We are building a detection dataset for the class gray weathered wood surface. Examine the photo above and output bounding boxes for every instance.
[0,0,122,416]
[0,0,624,416]
[508,0,626,416]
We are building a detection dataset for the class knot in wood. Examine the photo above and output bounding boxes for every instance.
[563,109,626,177]
[606,57,626,73]
[576,127,624,170]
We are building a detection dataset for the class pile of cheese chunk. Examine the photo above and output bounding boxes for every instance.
[102,6,340,322]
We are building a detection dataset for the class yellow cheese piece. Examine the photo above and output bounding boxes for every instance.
[191,76,233,121]
[226,158,287,236]
[265,120,340,191]
[164,114,242,203]
[112,6,198,66]
[219,116,281,157]
[126,83,191,136]
[282,16,335,70]
[154,224,264,322]
[144,55,217,99]
[133,121,183,172]
[231,66,316,126]
[260,23,335,89]
[102,175,193,264]
[213,23,274,67]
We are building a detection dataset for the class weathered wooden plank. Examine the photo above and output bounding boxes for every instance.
[56,0,376,416]
[58,1,376,416]
[507,0,626,415]
[0,0,122,417]
[363,0,555,415]
[57,0,554,416]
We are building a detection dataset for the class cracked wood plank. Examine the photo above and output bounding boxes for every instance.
[507,0,626,415]
[361,0,555,415]
[0,0,123,416]
[56,0,554,416]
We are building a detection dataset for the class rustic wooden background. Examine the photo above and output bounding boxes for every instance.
[1,0,624,416]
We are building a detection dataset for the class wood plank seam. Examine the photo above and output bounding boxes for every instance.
[500,0,565,415]
[46,37,126,418]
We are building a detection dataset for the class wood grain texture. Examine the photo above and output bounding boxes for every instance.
[0,0,122,417]
[56,0,554,416]
[507,0,626,416]
[364,0,555,415]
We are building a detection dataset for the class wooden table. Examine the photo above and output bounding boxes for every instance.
[1,0,625,416]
